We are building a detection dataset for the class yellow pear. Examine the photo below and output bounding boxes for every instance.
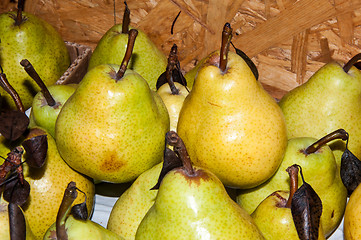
[177,23,287,188]
[344,182,361,239]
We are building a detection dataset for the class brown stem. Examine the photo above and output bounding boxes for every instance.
[219,23,233,73]
[343,53,361,73]
[56,182,78,240]
[304,129,348,155]
[166,44,180,95]
[15,0,25,26]
[285,164,299,208]
[20,59,56,107]
[115,29,138,80]
[166,131,195,175]
[0,73,25,112]
[122,1,130,34]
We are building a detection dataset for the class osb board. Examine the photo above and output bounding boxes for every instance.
[2,0,361,99]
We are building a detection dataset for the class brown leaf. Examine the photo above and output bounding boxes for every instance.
[4,178,30,207]
[291,180,322,240]
[8,202,27,240]
[0,110,29,141]
[71,201,88,220]
[340,148,361,196]
[22,134,48,168]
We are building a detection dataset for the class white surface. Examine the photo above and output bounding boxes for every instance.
[90,194,345,239]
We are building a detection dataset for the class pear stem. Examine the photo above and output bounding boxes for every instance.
[304,129,349,155]
[15,0,25,26]
[115,29,138,81]
[219,23,232,73]
[166,131,195,175]
[0,72,25,112]
[285,164,299,208]
[20,59,57,107]
[56,181,78,240]
[122,1,130,34]
[343,53,361,73]
[166,44,180,95]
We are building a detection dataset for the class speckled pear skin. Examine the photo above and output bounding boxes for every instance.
[55,65,170,183]
[135,166,265,240]
[22,127,95,239]
[251,191,326,240]
[177,51,288,189]
[0,197,37,240]
[107,162,162,240]
[88,25,167,91]
[344,181,361,239]
[279,62,361,167]
[43,215,125,240]
[237,137,347,237]
[0,11,70,110]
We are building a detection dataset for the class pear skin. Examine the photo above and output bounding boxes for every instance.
[88,25,167,91]
[344,181,361,239]
[279,62,361,167]
[0,11,70,109]
[135,166,265,240]
[22,127,95,239]
[177,51,288,189]
[107,163,162,240]
[55,65,169,183]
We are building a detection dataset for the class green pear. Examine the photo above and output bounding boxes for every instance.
[107,162,162,240]
[55,30,169,183]
[88,3,166,91]
[237,130,348,237]
[344,180,361,239]
[135,131,265,240]
[251,191,326,240]
[279,58,361,167]
[0,198,36,240]
[177,23,287,189]
[0,5,70,110]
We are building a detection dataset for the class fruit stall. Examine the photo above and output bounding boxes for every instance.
[1,0,361,239]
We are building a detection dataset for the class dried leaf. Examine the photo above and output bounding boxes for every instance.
[0,110,29,141]
[4,178,30,206]
[155,68,187,90]
[231,42,259,80]
[291,180,322,240]
[8,202,26,240]
[22,134,48,168]
[71,201,88,220]
[151,147,183,190]
[340,148,361,195]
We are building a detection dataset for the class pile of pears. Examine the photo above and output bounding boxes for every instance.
[3,1,361,240]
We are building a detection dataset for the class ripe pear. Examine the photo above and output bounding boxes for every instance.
[177,23,287,188]
[0,7,70,109]
[237,131,348,237]
[56,30,170,183]
[107,162,162,240]
[279,59,361,167]
[0,198,36,240]
[344,181,361,239]
[251,191,326,240]
[88,3,166,91]
[22,127,95,239]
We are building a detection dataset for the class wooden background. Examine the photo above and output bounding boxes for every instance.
[2,0,361,99]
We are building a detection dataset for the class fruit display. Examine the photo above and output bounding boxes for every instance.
[2,0,361,239]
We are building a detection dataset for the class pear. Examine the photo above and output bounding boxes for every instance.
[344,180,361,239]
[177,23,287,189]
[107,162,162,240]
[88,2,167,91]
[43,182,124,240]
[279,56,361,167]
[251,165,325,240]
[21,59,77,138]
[135,131,265,240]
[0,2,70,110]
[55,29,169,183]
[0,198,36,240]
[237,129,348,237]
